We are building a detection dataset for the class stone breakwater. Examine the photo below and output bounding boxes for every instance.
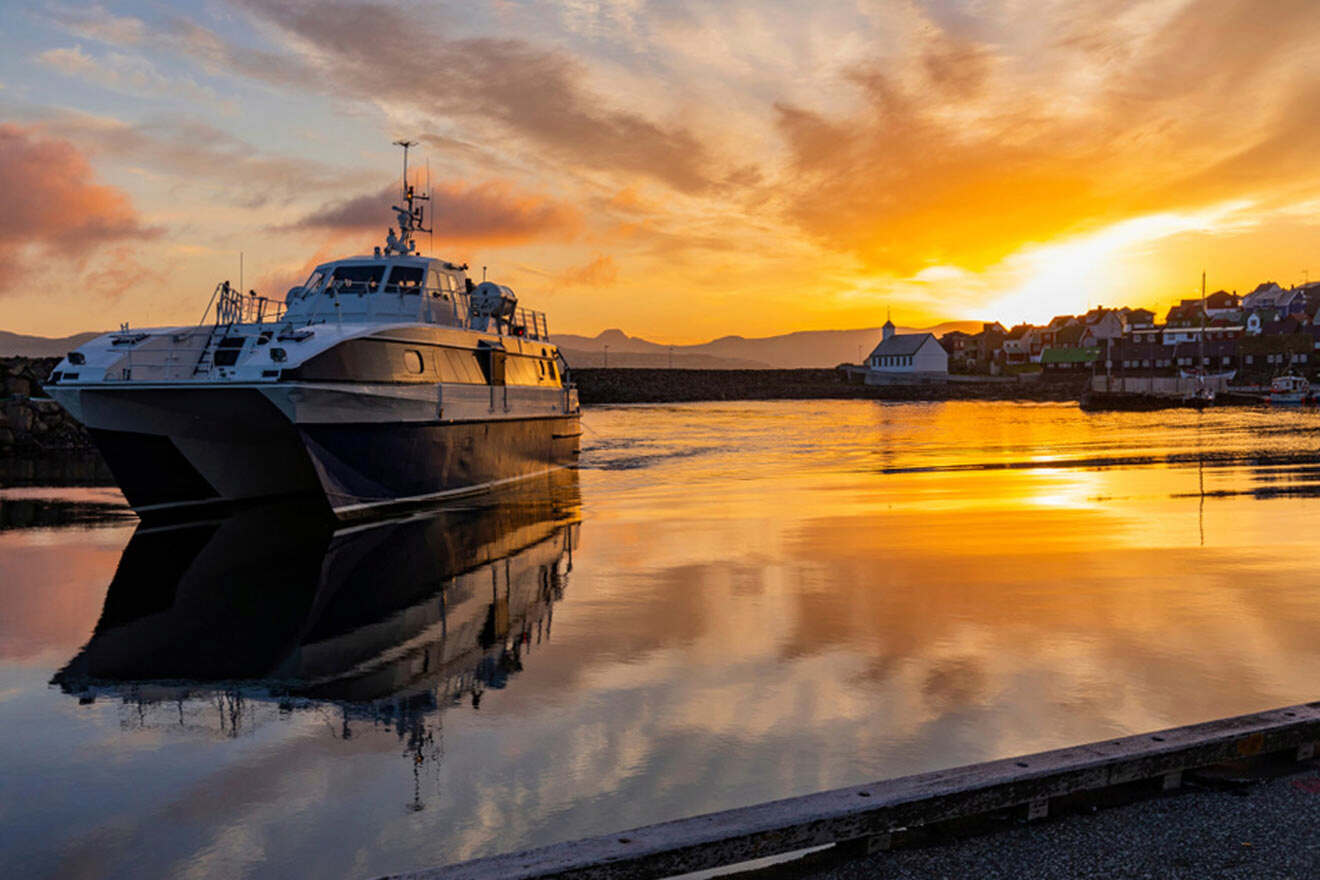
[0,357,1088,459]
[571,368,1088,405]
[0,357,93,455]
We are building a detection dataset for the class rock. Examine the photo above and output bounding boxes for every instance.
[3,402,34,434]
[5,376,31,398]
[30,418,47,435]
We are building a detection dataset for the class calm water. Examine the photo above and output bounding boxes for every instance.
[6,400,1320,878]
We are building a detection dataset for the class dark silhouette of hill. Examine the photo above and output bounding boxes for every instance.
[0,331,102,357]
[555,323,981,369]
[2,322,983,369]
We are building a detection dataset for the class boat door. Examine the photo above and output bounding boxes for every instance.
[478,344,507,385]
[478,342,508,412]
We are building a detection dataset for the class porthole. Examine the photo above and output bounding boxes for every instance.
[403,350,424,374]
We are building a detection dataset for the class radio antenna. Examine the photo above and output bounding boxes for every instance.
[387,140,430,255]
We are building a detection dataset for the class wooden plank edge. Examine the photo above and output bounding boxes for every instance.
[381,701,1320,880]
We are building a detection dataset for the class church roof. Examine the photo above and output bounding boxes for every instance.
[870,332,937,357]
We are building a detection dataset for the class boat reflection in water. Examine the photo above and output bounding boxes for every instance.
[54,469,579,802]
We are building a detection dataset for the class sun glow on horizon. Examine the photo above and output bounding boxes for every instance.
[968,202,1257,326]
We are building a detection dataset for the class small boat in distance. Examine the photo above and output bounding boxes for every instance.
[47,142,581,519]
[1269,374,1313,405]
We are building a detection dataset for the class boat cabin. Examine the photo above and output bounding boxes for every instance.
[283,256,548,339]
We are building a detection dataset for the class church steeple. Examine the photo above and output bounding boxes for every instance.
[882,308,895,341]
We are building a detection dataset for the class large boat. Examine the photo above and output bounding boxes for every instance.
[46,144,581,519]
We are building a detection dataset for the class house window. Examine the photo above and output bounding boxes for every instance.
[1142,360,1151,367]
[1246,355,1254,364]
[1222,356,1230,365]
[1300,354,1309,363]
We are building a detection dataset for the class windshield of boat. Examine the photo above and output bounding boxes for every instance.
[384,265,424,295]
[326,265,385,294]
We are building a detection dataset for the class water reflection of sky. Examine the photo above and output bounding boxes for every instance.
[6,400,1320,878]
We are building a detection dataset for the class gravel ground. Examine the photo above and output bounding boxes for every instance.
[789,770,1320,880]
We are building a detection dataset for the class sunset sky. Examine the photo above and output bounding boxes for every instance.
[2,0,1318,342]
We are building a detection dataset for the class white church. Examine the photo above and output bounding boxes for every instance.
[864,318,948,384]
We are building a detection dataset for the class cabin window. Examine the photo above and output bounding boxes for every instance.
[301,271,325,296]
[387,266,425,294]
[329,265,385,294]
[427,270,448,299]
[403,349,424,374]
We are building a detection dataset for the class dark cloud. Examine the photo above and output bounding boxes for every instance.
[0,123,159,295]
[290,179,579,245]
[218,0,728,193]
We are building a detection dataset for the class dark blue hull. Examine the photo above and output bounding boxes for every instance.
[81,385,581,519]
[301,416,582,513]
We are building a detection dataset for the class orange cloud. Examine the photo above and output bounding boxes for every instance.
[291,179,580,247]
[0,123,159,294]
[774,0,1320,279]
[558,255,619,287]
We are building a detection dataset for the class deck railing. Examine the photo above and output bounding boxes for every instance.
[512,307,549,340]
[205,281,286,326]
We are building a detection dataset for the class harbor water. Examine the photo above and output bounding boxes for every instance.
[6,400,1320,878]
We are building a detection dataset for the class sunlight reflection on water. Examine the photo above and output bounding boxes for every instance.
[5,400,1320,878]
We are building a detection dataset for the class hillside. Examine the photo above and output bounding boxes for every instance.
[555,323,982,369]
[0,331,103,358]
[0,321,985,368]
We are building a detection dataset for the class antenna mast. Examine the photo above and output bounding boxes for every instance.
[385,140,431,255]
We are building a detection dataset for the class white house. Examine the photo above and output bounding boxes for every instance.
[865,320,948,383]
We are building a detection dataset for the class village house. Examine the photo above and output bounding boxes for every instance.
[938,330,973,370]
[1080,309,1125,347]
[1237,327,1314,383]
[971,322,1008,369]
[1039,315,1078,348]
[1041,346,1099,374]
[1163,320,1244,345]
[1242,282,1306,316]
[1245,308,1281,335]
[1001,324,1038,364]
[1123,308,1157,330]
[866,319,948,383]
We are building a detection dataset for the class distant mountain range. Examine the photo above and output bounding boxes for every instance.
[0,330,103,358]
[556,323,982,369]
[0,322,984,369]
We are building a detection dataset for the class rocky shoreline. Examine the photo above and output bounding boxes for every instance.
[0,357,1089,461]
[0,357,94,457]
